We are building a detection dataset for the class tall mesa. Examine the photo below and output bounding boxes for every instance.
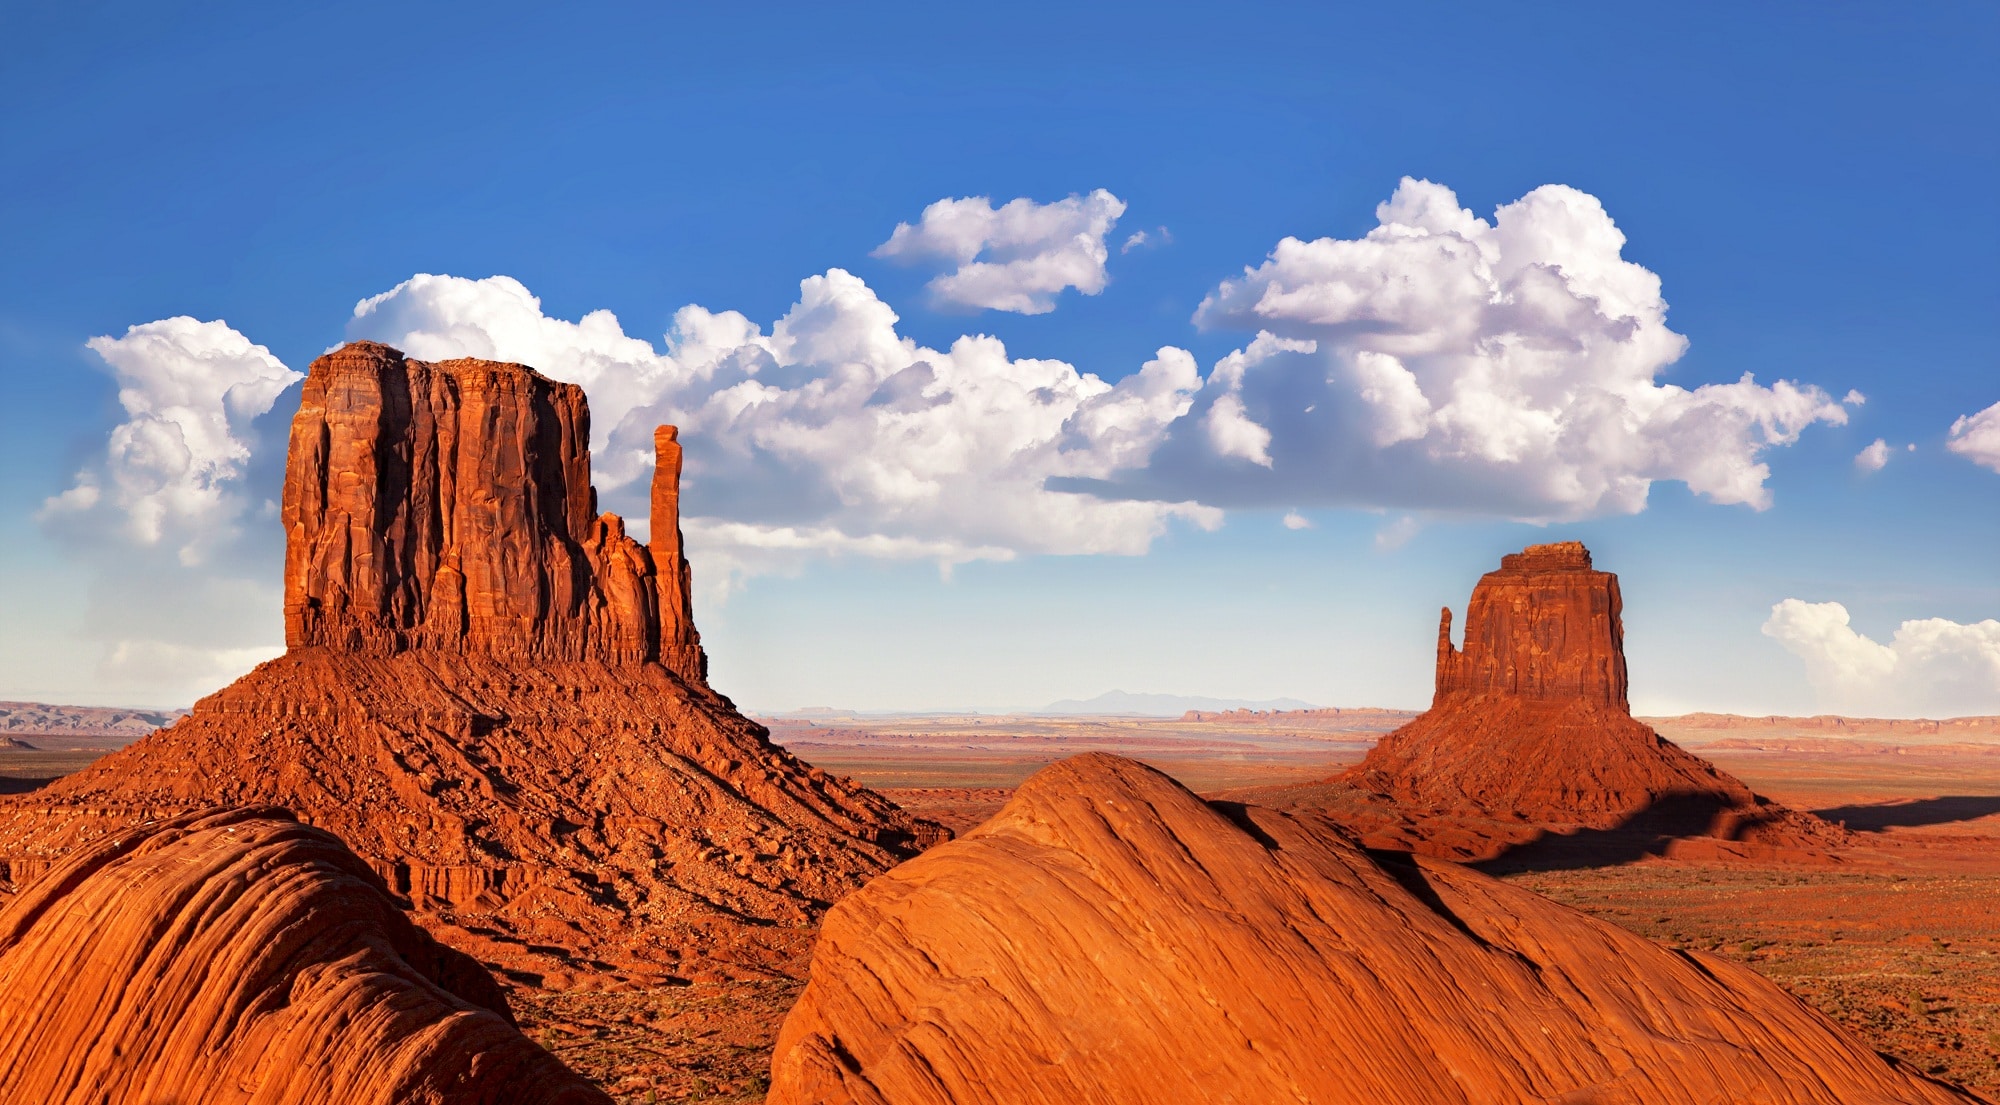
[0,342,942,980]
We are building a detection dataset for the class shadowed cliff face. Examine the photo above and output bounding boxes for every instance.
[284,341,704,682]
[769,754,1975,1105]
[0,341,944,980]
[0,808,608,1105]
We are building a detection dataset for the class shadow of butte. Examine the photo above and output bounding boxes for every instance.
[1811,795,2000,832]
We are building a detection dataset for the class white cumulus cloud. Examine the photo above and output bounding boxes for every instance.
[872,190,1127,314]
[1948,401,2000,473]
[1855,438,1891,472]
[41,317,301,563]
[1763,599,2000,716]
[1083,177,1845,519]
[350,269,1218,591]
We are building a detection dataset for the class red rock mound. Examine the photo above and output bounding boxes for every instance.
[1243,541,1836,862]
[770,753,1978,1105]
[0,807,606,1105]
[0,342,942,981]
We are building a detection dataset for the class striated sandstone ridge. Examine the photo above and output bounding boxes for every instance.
[770,754,1977,1105]
[1241,542,1837,862]
[0,807,606,1105]
[0,343,942,981]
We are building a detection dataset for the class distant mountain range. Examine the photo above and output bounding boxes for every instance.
[0,701,185,749]
[1036,691,1321,716]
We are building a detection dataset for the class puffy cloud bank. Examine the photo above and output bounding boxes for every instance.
[1077,177,1850,519]
[349,268,1216,588]
[1763,599,2000,716]
[872,190,1126,314]
[45,176,1858,704]
[1948,401,2000,472]
[41,317,301,562]
[36,317,297,702]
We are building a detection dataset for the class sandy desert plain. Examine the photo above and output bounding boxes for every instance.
[8,704,2000,1099]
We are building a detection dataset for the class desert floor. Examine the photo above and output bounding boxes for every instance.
[11,713,2000,1103]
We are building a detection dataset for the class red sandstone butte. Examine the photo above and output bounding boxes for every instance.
[0,342,943,981]
[283,342,704,678]
[1238,541,1836,863]
[770,753,1977,1105]
[0,808,607,1105]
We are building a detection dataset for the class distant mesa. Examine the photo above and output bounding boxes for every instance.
[0,808,606,1105]
[0,701,184,746]
[0,739,35,751]
[769,754,1972,1105]
[1039,690,1320,716]
[1237,541,1839,864]
[1179,706,1418,728]
[0,341,944,982]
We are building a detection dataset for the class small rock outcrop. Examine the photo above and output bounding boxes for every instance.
[1239,541,1836,862]
[769,754,1975,1105]
[0,343,942,981]
[0,808,606,1105]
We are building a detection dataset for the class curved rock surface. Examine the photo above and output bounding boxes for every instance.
[770,754,1978,1105]
[0,343,943,980]
[1243,542,1836,862]
[0,808,606,1105]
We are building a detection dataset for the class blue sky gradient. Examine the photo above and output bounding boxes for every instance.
[2,1,1995,713]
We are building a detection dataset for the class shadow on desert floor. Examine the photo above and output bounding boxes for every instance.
[1475,791,1796,875]
[1811,795,2000,832]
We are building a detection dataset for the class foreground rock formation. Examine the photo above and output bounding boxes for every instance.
[0,807,606,1105]
[0,342,942,980]
[771,753,1975,1105]
[1241,541,1838,862]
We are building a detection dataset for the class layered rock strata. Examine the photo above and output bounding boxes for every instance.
[0,807,607,1105]
[0,343,942,980]
[1240,541,1836,862]
[770,754,1975,1105]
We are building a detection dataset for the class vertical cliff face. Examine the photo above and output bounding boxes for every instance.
[1434,541,1628,707]
[282,341,704,680]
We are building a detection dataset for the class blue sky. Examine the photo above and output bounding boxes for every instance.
[2,1,1996,715]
